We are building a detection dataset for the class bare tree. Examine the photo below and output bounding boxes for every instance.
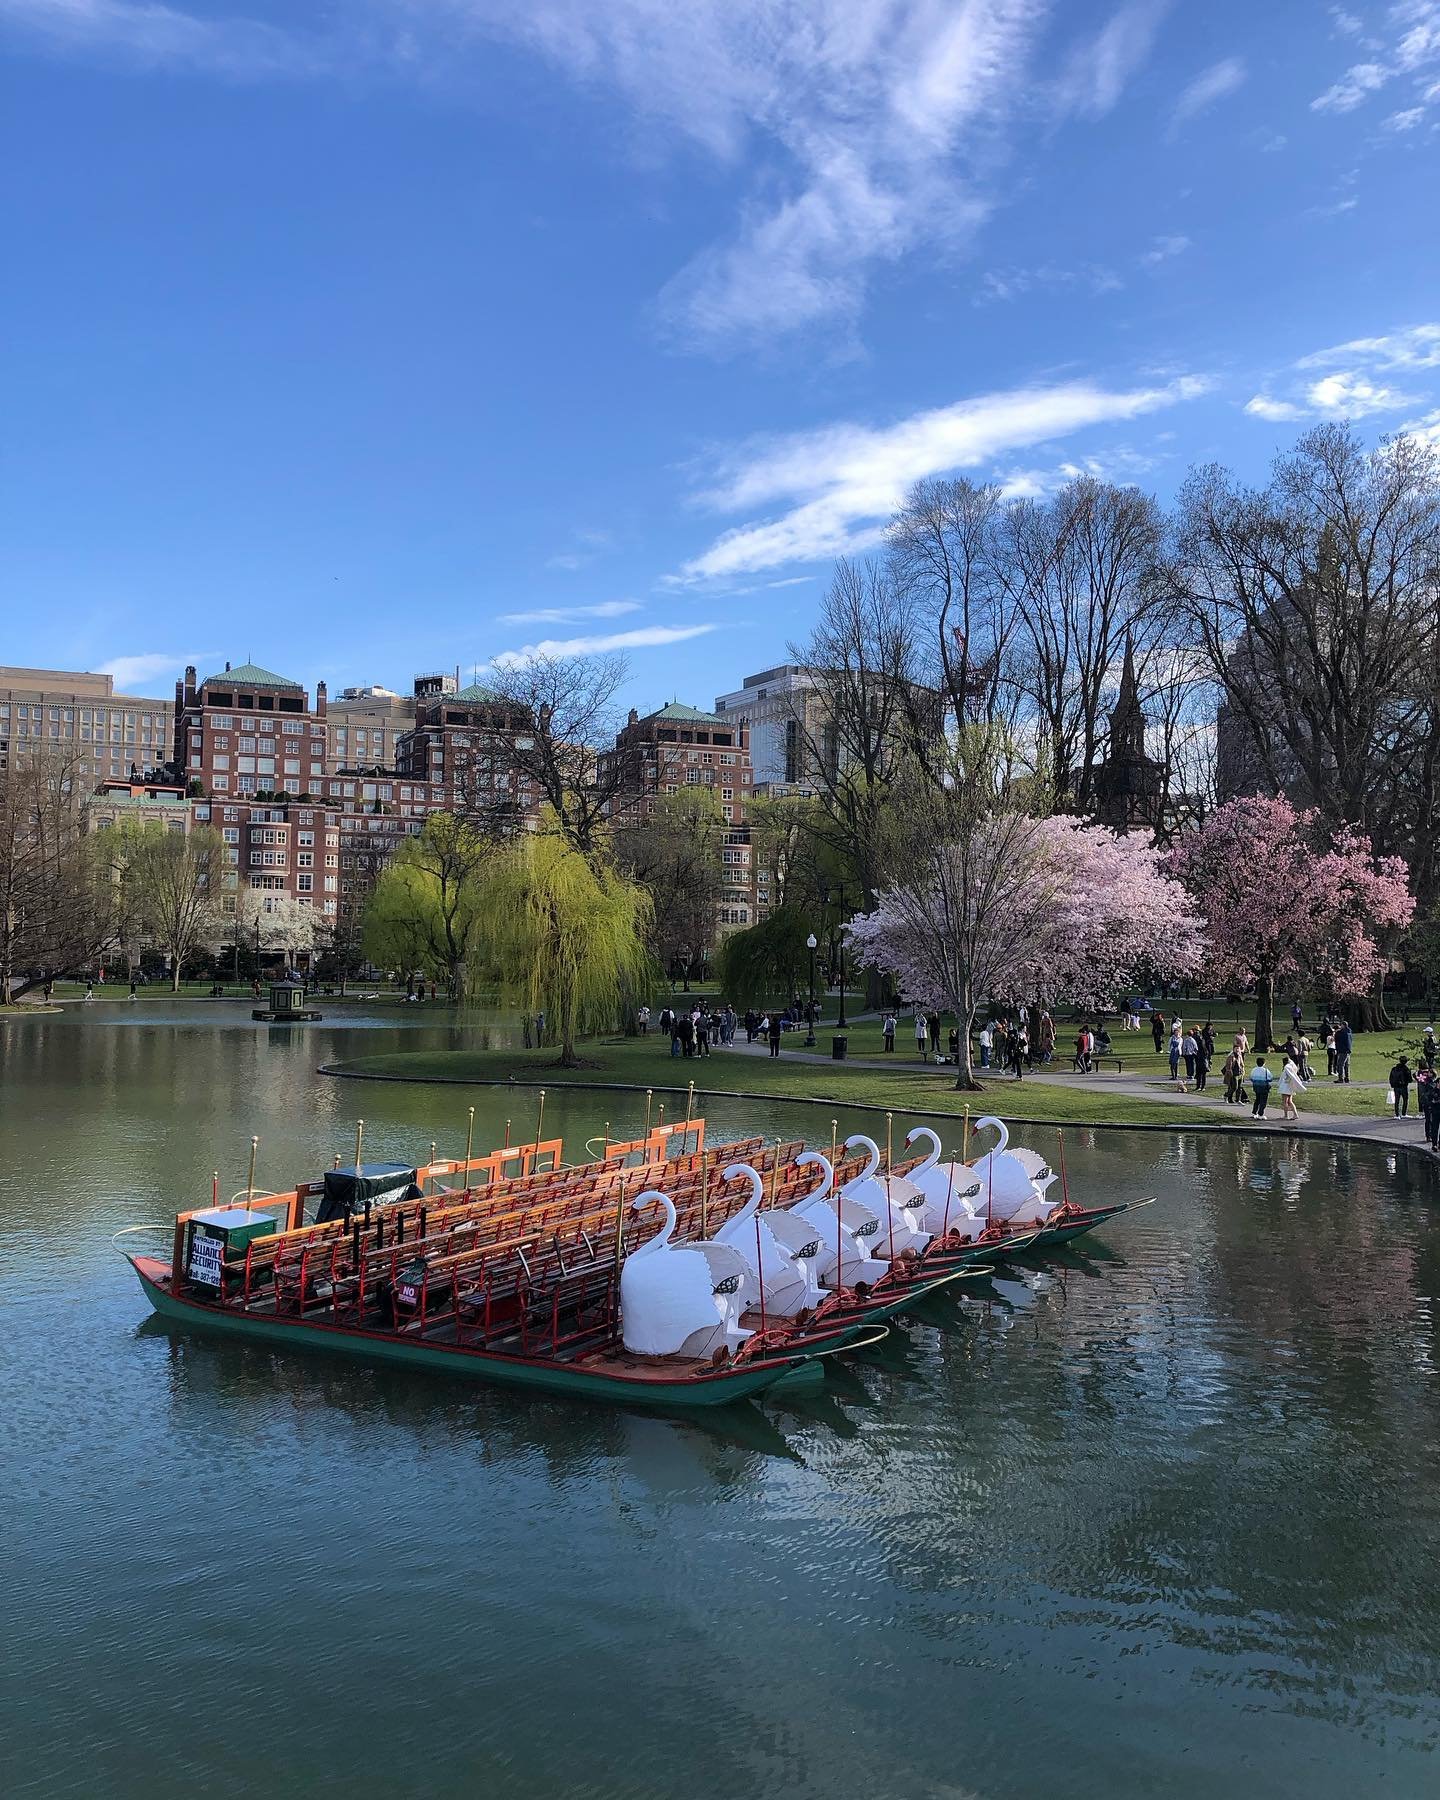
[0,746,114,1002]
[614,788,725,987]
[1002,476,1165,811]
[1169,423,1440,898]
[118,823,228,989]
[482,652,632,857]
[886,475,1022,763]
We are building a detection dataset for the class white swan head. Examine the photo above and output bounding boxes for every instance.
[975,1114,1009,1153]
[721,1162,763,1222]
[904,1125,942,1173]
[843,1134,880,1179]
[795,1150,833,1199]
[629,1189,676,1255]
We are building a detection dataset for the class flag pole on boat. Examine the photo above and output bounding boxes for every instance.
[699,1148,709,1237]
[831,1118,841,1292]
[428,1141,436,1193]
[353,1119,364,1178]
[644,1089,653,1138]
[464,1106,475,1197]
[534,1089,546,1157]
[962,1106,970,1162]
[885,1111,896,1262]
[245,1136,259,1210]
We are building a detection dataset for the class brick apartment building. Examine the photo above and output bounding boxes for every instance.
[604,701,758,927]
[0,665,172,783]
[395,677,541,829]
[173,661,329,799]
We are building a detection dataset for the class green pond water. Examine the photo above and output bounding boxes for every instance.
[2,1002,1439,1799]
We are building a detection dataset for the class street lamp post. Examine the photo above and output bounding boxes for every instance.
[805,934,817,1047]
[835,883,848,1030]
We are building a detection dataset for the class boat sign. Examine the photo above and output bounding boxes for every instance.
[188,1223,226,1288]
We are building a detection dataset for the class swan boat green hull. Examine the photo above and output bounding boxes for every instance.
[127,1256,870,1410]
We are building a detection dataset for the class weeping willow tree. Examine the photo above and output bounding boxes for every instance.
[478,829,659,1067]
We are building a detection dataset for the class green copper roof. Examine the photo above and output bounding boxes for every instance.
[202,662,301,690]
[453,684,501,703]
[650,701,726,725]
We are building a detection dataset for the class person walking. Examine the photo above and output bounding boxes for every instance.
[1221,1050,1241,1104]
[1419,1070,1440,1151]
[1296,1031,1313,1081]
[928,1012,941,1056]
[1038,1011,1055,1065]
[767,1012,783,1058]
[1232,1026,1249,1064]
[1278,1054,1306,1121]
[1250,1055,1274,1118]
[1009,1026,1027,1080]
[978,1021,993,1068]
[1168,1030,1181,1084]
[1180,1030,1197,1084]
[695,1008,711,1057]
[915,1011,928,1060]
[883,1010,896,1052]
[1320,1021,1335,1076]
[1151,1010,1165,1054]
[1389,1055,1413,1118]
[1193,1037,1211,1091]
[1333,1020,1353,1084]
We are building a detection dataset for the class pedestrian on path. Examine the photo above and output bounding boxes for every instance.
[1221,1050,1244,1104]
[1278,1055,1306,1121]
[978,1021,992,1068]
[1168,1031,1181,1083]
[1420,1071,1440,1150]
[915,1012,928,1060]
[1181,1030,1197,1083]
[1151,1010,1165,1054]
[1193,1038,1211,1091]
[928,1012,941,1055]
[1389,1055,1413,1118]
[1250,1056,1274,1118]
[883,1011,896,1052]
[766,1013,783,1058]
[1333,1021,1353,1084]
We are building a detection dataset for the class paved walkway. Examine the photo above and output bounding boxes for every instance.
[719,1030,1435,1153]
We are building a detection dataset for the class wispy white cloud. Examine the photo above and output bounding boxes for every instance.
[497,600,641,624]
[974,261,1123,304]
[1,3,1178,352]
[1139,233,1190,265]
[1312,1,1440,114]
[1052,0,1170,120]
[0,0,332,77]
[1243,394,1306,422]
[1296,323,1440,370]
[1167,55,1246,135]
[491,623,718,666]
[675,373,1208,581]
[1305,370,1417,415]
[1400,405,1440,444]
[99,651,212,690]
[1245,322,1440,423]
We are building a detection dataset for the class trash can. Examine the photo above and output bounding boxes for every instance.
[832,1034,848,1061]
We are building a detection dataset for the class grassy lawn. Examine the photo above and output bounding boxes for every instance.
[329,1035,1236,1126]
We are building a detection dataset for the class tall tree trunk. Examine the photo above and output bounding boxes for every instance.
[171,960,182,993]
[1253,971,1274,1052]
[953,985,983,1091]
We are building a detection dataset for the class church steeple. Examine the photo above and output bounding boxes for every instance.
[1109,633,1145,759]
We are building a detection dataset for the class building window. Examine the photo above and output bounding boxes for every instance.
[297,873,313,892]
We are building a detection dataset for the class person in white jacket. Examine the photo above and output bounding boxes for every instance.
[1277,1055,1307,1121]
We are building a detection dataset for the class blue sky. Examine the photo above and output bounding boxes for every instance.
[2,0,1438,712]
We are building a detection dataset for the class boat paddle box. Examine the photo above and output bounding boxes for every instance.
[185,1207,277,1287]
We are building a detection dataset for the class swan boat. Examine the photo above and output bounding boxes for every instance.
[118,1112,1146,1408]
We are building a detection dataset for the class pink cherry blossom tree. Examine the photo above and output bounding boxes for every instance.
[847,811,1205,1089]
[1164,795,1413,1047]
